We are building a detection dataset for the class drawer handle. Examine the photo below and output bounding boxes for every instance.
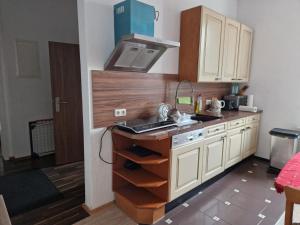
[240,129,245,133]
[214,128,220,132]
[245,127,251,130]
[235,122,240,125]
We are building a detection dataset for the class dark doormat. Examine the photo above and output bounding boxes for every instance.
[0,169,62,216]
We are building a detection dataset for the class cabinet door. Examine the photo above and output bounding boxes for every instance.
[222,18,240,82]
[237,24,253,82]
[199,7,225,82]
[242,123,259,159]
[225,128,243,168]
[170,141,203,200]
[202,134,226,182]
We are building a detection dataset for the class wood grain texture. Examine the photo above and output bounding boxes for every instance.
[179,6,202,82]
[92,71,231,128]
[49,42,84,165]
[11,161,87,225]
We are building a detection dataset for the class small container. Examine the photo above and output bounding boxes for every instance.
[195,95,202,114]
[114,0,156,44]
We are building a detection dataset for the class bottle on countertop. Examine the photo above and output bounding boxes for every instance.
[195,95,202,114]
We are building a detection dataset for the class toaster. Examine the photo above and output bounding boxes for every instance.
[223,95,248,111]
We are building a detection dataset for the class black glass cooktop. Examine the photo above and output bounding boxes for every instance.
[116,117,177,133]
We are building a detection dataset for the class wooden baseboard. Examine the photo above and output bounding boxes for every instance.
[82,201,114,216]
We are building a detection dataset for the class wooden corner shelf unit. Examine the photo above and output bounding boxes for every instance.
[112,131,171,224]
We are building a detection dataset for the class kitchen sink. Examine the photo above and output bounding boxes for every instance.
[191,114,223,122]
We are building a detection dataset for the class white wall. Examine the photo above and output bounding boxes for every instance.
[78,0,237,209]
[238,0,300,159]
[0,0,79,158]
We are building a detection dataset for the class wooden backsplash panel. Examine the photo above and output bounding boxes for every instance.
[92,71,231,128]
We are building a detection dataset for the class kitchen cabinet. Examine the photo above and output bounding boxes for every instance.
[222,18,241,82]
[179,6,225,82]
[179,6,253,83]
[225,127,243,169]
[237,25,253,82]
[242,123,259,159]
[170,141,203,200]
[202,134,226,182]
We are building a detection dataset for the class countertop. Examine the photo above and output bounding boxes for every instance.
[112,110,262,141]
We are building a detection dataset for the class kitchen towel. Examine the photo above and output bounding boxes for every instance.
[239,105,258,112]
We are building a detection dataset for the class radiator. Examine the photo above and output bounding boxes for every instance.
[29,119,55,157]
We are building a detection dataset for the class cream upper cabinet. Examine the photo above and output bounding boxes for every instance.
[170,141,203,200]
[242,123,259,159]
[237,24,253,82]
[222,18,241,82]
[179,6,253,83]
[198,7,225,82]
[202,134,226,182]
[225,127,243,169]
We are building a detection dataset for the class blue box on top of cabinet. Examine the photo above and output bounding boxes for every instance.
[114,0,156,45]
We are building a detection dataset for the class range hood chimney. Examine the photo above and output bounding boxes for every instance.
[104,34,180,73]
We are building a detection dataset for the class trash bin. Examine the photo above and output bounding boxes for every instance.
[269,128,300,170]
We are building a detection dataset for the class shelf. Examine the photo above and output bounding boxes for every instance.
[116,185,166,209]
[114,150,168,165]
[113,168,167,188]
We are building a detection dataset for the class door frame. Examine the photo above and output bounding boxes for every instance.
[0,26,12,160]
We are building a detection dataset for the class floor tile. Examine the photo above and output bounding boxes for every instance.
[155,158,285,225]
[204,200,262,225]
[229,191,267,214]
[172,209,230,225]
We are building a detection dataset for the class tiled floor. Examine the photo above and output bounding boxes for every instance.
[156,158,286,225]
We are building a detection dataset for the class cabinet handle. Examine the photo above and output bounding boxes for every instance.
[215,128,220,132]
[215,77,221,80]
[221,136,226,141]
[235,122,240,125]
[240,129,245,133]
[245,127,251,130]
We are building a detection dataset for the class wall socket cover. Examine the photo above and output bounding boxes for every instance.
[114,108,127,117]
[206,99,212,105]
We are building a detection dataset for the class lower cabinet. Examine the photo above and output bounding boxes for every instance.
[202,134,226,182]
[170,141,203,200]
[242,123,259,159]
[225,127,243,169]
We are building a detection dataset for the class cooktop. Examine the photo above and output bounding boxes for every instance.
[116,117,177,134]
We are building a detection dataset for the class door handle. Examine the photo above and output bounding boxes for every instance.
[55,97,69,112]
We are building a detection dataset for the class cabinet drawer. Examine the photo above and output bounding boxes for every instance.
[246,115,260,124]
[228,118,246,129]
[206,123,227,137]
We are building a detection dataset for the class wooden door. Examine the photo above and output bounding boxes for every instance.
[202,134,226,182]
[225,127,243,168]
[242,123,258,159]
[237,24,253,82]
[49,42,84,165]
[199,7,225,82]
[170,141,203,200]
[222,18,241,82]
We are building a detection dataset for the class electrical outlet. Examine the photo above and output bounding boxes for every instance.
[114,108,127,117]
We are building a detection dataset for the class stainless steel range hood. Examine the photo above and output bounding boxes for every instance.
[104,34,180,73]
